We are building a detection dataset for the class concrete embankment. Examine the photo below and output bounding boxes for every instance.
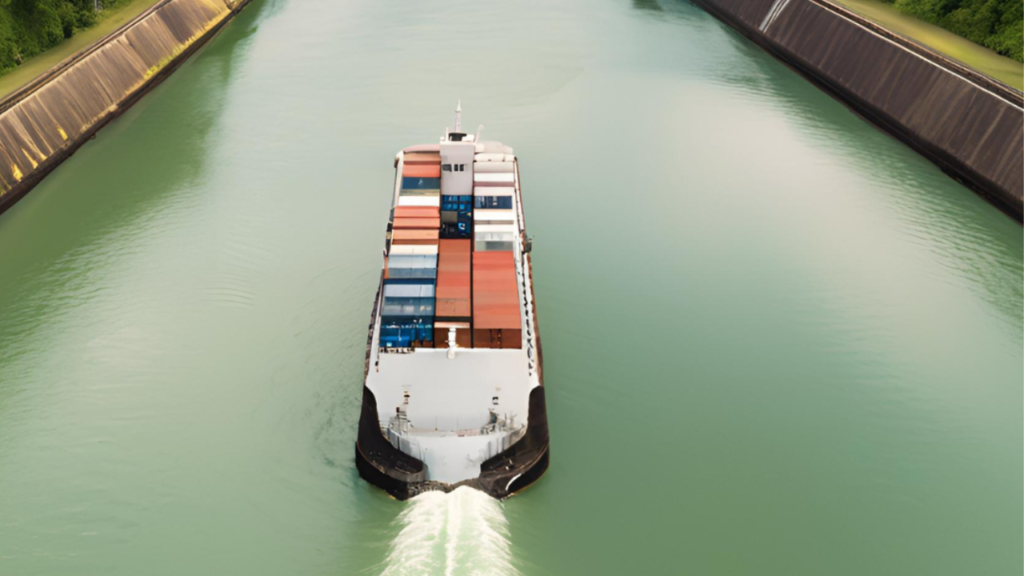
[0,0,251,216]
[692,0,1024,221]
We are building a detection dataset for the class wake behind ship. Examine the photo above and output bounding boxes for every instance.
[355,105,549,500]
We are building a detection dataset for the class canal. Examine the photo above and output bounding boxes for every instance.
[0,0,1020,574]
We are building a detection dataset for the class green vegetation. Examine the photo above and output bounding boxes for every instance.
[835,0,1023,89]
[880,0,1023,61]
[0,0,132,75]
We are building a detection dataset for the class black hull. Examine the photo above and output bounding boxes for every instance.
[355,385,550,500]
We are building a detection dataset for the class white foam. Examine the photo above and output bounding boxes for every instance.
[380,487,519,576]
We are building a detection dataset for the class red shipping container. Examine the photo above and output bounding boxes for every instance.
[434,322,472,348]
[436,239,471,318]
[393,217,440,230]
[395,206,440,219]
[473,328,522,349]
[403,152,441,164]
[392,229,439,245]
[472,251,520,338]
[403,164,442,178]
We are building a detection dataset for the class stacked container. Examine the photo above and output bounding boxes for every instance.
[440,194,473,239]
[472,251,521,349]
[471,153,522,349]
[397,151,441,209]
[434,239,472,348]
[381,152,442,348]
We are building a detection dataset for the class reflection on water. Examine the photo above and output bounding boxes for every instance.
[666,0,1022,334]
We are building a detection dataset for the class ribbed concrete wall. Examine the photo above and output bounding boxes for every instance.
[0,0,250,215]
[692,0,1024,221]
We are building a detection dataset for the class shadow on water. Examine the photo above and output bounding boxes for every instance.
[0,0,273,396]
[637,0,1022,334]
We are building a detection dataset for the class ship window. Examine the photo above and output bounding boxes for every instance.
[442,164,452,172]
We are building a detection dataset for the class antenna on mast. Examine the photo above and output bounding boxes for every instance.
[454,100,462,133]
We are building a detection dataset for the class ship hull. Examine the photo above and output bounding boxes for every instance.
[355,385,549,500]
[356,131,548,500]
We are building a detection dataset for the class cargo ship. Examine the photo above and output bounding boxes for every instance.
[355,104,549,500]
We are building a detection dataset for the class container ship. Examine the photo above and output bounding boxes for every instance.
[355,105,549,500]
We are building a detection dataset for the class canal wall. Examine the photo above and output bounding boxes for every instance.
[691,0,1024,221]
[0,0,251,216]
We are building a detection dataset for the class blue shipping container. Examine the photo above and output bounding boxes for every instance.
[402,177,441,190]
[380,320,434,348]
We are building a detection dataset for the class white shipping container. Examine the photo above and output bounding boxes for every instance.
[473,186,515,197]
[390,244,439,255]
[473,172,515,183]
[388,254,438,269]
[383,283,436,298]
[473,162,514,173]
[397,196,442,207]
[473,209,516,223]
[474,224,518,234]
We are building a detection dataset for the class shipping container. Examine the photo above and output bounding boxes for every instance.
[380,279,436,348]
[440,194,473,239]
[472,328,522,349]
[473,239,516,253]
[403,152,441,164]
[390,244,438,255]
[436,239,471,318]
[395,206,440,219]
[473,172,515,184]
[385,254,438,279]
[380,319,434,348]
[402,176,441,190]
[473,186,514,197]
[397,196,441,208]
[393,217,441,230]
[472,251,521,349]
[399,187,441,197]
[391,229,440,245]
[473,196,513,209]
[403,164,442,178]
[474,224,517,252]
[473,209,516,225]
[434,321,472,349]
[472,161,514,173]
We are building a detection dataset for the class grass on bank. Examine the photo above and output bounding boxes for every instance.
[0,0,163,99]
[833,0,1024,91]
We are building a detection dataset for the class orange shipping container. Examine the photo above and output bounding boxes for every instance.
[472,251,520,337]
[403,152,441,164]
[391,229,439,245]
[393,217,440,230]
[473,328,522,349]
[436,239,471,318]
[395,206,440,219]
[403,164,442,178]
[435,322,472,348]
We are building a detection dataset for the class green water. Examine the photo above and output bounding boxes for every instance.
[0,0,1020,574]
